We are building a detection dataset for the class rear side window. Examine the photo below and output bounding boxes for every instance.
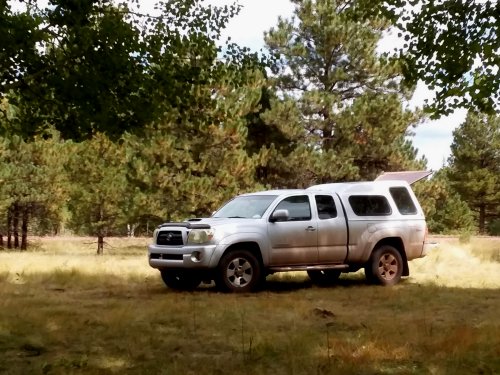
[315,195,337,219]
[348,195,391,216]
[389,187,417,215]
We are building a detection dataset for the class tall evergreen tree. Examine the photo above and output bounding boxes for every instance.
[124,64,265,222]
[259,0,424,187]
[414,169,476,234]
[66,133,128,254]
[448,112,500,234]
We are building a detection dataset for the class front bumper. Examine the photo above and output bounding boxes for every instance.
[148,243,218,269]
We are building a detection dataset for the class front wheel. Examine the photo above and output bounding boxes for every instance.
[366,245,403,286]
[216,250,262,293]
[160,270,201,291]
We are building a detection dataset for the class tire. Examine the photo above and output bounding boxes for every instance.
[160,270,201,291]
[367,245,403,286]
[216,250,262,293]
[307,269,341,285]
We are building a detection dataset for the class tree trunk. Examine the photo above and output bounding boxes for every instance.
[0,232,3,248]
[7,204,13,249]
[97,235,104,255]
[21,206,29,250]
[479,204,486,234]
[127,223,138,237]
[13,203,19,249]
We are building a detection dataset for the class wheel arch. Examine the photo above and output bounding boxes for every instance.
[220,242,264,268]
[373,237,409,276]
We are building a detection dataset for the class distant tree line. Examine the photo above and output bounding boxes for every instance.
[0,0,498,252]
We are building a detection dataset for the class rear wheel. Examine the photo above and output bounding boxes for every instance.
[307,269,341,285]
[366,245,403,286]
[160,270,201,291]
[216,250,262,293]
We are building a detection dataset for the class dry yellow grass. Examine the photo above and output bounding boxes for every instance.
[0,236,499,375]
[410,236,500,289]
[1,237,154,283]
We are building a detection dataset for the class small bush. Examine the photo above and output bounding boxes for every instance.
[487,219,500,236]
[458,232,472,244]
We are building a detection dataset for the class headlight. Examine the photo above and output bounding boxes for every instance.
[187,229,215,244]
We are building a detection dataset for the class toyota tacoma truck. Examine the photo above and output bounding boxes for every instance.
[148,173,433,292]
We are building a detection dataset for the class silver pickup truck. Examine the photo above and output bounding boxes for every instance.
[148,176,433,292]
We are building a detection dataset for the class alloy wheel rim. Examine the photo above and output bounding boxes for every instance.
[226,257,253,288]
[378,253,398,280]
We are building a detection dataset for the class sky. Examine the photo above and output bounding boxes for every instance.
[204,0,467,171]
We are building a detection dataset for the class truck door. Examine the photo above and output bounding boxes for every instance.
[314,194,348,263]
[267,195,318,265]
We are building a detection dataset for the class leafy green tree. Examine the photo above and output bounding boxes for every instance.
[2,0,155,139]
[1,0,247,140]
[66,133,128,254]
[448,112,500,234]
[488,219,500,236]
[357,0,499,116]
[260,0,424,187]
[0,0,42,108]
[399,0,498,116]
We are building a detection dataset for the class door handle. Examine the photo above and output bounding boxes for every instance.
[306,226,316,232]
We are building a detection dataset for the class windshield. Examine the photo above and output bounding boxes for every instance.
[213,195,278,219]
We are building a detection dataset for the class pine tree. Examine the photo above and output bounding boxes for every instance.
[414,169,475,234]
[66,133,128,254]
[259,0,424,187]
[448,112,500,234]
[124,66,265,222]
[0,132,68,249]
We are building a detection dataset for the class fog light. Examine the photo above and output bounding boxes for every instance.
[191,251,202,262]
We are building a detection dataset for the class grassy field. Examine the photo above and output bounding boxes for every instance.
[0,236,499,375]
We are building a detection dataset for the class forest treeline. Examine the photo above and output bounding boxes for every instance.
[0,0,499,252]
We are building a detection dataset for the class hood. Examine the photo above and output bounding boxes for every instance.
[158,217,264,232]
[189,217,264,228]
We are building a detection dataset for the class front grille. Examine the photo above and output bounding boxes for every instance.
[157,231,183,246]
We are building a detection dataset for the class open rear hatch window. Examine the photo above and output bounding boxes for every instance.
[375,171,432,185]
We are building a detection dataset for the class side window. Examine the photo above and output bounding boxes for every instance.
[274,195,311,221]
[315,195,337,219]
[348,195,392,216]
[389,187,417,215]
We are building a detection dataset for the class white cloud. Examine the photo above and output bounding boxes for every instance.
[378,31,466,171]
[407,82,467,171]
[412,109,466,170]
[206,0,295,50]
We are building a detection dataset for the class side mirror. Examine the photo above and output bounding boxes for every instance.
[269,209,289,223]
